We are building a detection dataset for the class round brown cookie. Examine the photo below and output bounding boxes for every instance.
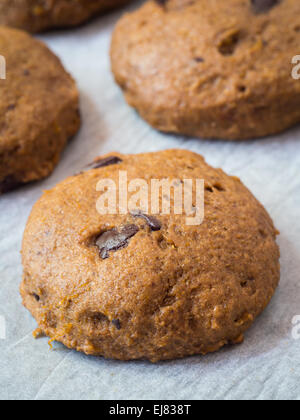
[21,149,280,362]
[0,0,133,33]
[111,0,300,140]
[0,26,80,194]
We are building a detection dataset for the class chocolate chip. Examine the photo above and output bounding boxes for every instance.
[194,57,205,63]
[251,0,280,14]
[0,175,22,194]
[33,293,40,302]
[90,156,122,170]
[96,224,139,259]
[75,156,123,176]
[132,211,162,231]
[112,319,121,330]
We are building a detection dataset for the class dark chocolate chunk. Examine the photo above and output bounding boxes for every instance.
[132,211,162,231]
[0,175,22,194]
[96,224,139,259]
[90,156,122,170]
[76,156,123,176]
[112,319,121,330]
[251,0,280,14]
[33,293,40,302]
[194,57,205,63]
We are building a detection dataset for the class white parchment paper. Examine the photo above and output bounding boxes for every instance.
[0,2,300,400]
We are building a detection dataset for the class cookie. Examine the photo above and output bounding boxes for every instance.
[111,0,300,140]
[21,149,280,362]
[0,26,80,194]
[0,0,132,33]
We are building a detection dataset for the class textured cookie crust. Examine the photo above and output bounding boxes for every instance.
[0,26,80,194]
[111,0,300,140]
[21,149,280,362]
[0,0,132,33]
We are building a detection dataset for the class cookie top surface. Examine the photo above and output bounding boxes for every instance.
[21,149,280,361]
[111,0,300,140]
[0,0,132,32]
[0,25,80,191]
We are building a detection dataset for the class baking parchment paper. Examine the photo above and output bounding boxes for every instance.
[0,2,300,400]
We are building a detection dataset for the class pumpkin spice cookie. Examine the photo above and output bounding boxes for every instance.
[21,149,280,362]
[0,26,80,194]
[111,0,300,140]
[0,0,133,33]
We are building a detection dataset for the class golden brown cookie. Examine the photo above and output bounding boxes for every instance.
[111,0,300,140]
[0,26,80,194]
[0,0,132,33]
[21,149,280,362]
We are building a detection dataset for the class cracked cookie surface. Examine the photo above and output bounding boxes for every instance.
[111,0,300,140]
[21,149,280,362]
[0,26,80,194]
[0,0,132,33]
